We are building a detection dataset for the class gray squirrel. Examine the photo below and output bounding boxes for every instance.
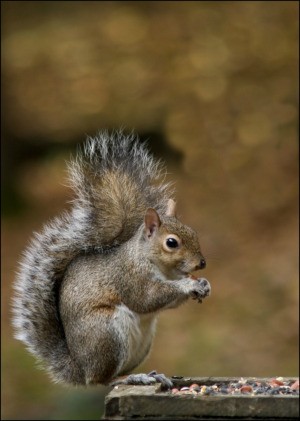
[12,130,211,388]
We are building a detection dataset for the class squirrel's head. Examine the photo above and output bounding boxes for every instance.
[143,199,206,280]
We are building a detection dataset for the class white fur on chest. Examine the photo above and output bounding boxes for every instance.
[112,304,157,374]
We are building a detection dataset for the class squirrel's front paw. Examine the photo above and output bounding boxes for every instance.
[190,277,211,303]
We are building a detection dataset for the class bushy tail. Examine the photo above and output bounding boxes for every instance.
[12,130,173,384]
[69,129,173,246]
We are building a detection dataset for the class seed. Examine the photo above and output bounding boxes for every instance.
[190,383,200,392]
[291,380,299,390]
[240,385,253,393]
[200,386,207,394]
[270,378,284,386]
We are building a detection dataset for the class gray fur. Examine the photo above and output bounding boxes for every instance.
[12,130,210,386]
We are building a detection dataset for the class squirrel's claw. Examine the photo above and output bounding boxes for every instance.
[147,370,174,389]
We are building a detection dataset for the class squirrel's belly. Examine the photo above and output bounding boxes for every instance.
[112,304,157,374]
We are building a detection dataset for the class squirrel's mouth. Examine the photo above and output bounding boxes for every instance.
[177,269,190,279]
[178,262,197,277]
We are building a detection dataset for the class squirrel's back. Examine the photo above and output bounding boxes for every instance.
[12,130,173,383]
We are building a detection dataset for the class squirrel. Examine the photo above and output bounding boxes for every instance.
[12,130,211,388]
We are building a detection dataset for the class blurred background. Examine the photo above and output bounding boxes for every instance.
[1,1,299,419]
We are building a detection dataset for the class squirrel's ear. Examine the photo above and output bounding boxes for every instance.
[166,199,177,218]
[145,208,161,238]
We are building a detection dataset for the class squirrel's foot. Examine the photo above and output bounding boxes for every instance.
[147,370,174,389]
[111,370,173,390]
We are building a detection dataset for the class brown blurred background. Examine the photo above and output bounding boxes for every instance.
[1,1,299,419]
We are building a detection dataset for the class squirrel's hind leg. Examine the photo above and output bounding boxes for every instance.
[111,370,173,390]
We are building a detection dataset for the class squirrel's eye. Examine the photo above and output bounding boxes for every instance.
[166,237,179,248]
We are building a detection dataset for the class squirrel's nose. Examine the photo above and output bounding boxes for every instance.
[195,258,206,270]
